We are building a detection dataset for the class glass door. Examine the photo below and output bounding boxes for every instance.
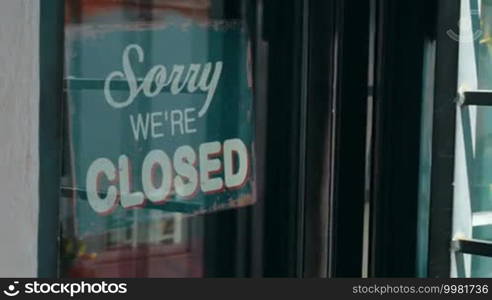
[50,0,342,278]
[60,0,257,278]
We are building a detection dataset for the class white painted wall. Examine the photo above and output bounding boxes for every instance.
[0,0,40,277]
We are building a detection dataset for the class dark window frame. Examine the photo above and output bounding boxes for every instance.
[38,0,65,278]
[425,0,460,278]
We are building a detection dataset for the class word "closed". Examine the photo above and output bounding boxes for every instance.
[86,138,249,215]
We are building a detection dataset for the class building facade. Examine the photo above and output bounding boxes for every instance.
[0,0,490,278]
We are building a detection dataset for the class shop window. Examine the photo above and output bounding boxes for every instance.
[59,0,255,278]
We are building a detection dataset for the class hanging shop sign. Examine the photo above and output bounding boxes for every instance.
[66,16,255,220]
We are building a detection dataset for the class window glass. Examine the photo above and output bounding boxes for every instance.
[60,0,255,277]
[454,0,492,278]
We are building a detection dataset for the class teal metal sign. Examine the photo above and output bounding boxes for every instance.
[66,16,254,235]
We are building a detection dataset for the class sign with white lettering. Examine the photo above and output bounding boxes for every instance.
[66,16,254,229]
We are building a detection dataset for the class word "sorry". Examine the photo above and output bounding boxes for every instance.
[104,44,223,118]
